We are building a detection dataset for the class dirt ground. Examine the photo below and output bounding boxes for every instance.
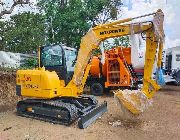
[0,72,180,140]
[0,71,21,112]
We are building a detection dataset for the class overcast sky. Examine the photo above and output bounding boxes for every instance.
[119,0,180,48]
[0,0,37,17]
[1,0,180,48]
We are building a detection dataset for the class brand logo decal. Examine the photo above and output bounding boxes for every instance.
[100,28,125,35]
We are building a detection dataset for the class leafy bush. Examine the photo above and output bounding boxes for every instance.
[20,57,37,69]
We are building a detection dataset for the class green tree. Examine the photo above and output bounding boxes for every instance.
[113,36,130,47]
[20,57,37,69]
[0,21,6,50]
[37,0,122,49]
[103,36,130,50]
[1,12,45,53]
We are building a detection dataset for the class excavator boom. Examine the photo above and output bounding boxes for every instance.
[70,9,164,115]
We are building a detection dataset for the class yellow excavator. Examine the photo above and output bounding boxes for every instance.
[16,9,164,128]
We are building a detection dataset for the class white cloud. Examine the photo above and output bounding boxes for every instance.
[118,0,180,48]
[166,37,180,49]
[1,0,38,19]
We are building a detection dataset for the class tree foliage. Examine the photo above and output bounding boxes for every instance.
[0,0,125,54]
[0,12,45,53]
[37,0,122,49]
[113,36,130,47]
[103,36,130,50]
[20,57,37,69]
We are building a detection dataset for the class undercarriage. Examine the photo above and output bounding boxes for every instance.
[17,95,107,129]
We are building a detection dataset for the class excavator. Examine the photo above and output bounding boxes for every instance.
[16,9,164,128]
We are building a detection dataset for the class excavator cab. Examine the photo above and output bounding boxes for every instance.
[40,45,76,85]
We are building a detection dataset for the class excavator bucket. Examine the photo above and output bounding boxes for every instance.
[114,89,152,117]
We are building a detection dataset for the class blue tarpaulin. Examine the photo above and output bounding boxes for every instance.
[156,68,165,86]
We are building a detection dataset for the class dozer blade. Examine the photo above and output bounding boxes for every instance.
[114,89,152,116]
[78,101,107,129]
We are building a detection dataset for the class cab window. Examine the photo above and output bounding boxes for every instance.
[64,49,76,72]
[41,45,63,66]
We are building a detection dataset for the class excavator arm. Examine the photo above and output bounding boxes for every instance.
[69,9,164,115]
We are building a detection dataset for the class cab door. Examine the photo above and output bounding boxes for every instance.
[40,45,68,84]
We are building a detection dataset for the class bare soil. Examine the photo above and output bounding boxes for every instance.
[0,71,21,112]
[0,72,180,140]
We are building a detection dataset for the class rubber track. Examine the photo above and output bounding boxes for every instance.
[17,98,79,125]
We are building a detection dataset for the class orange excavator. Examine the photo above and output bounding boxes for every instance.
[88,47,139,95]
